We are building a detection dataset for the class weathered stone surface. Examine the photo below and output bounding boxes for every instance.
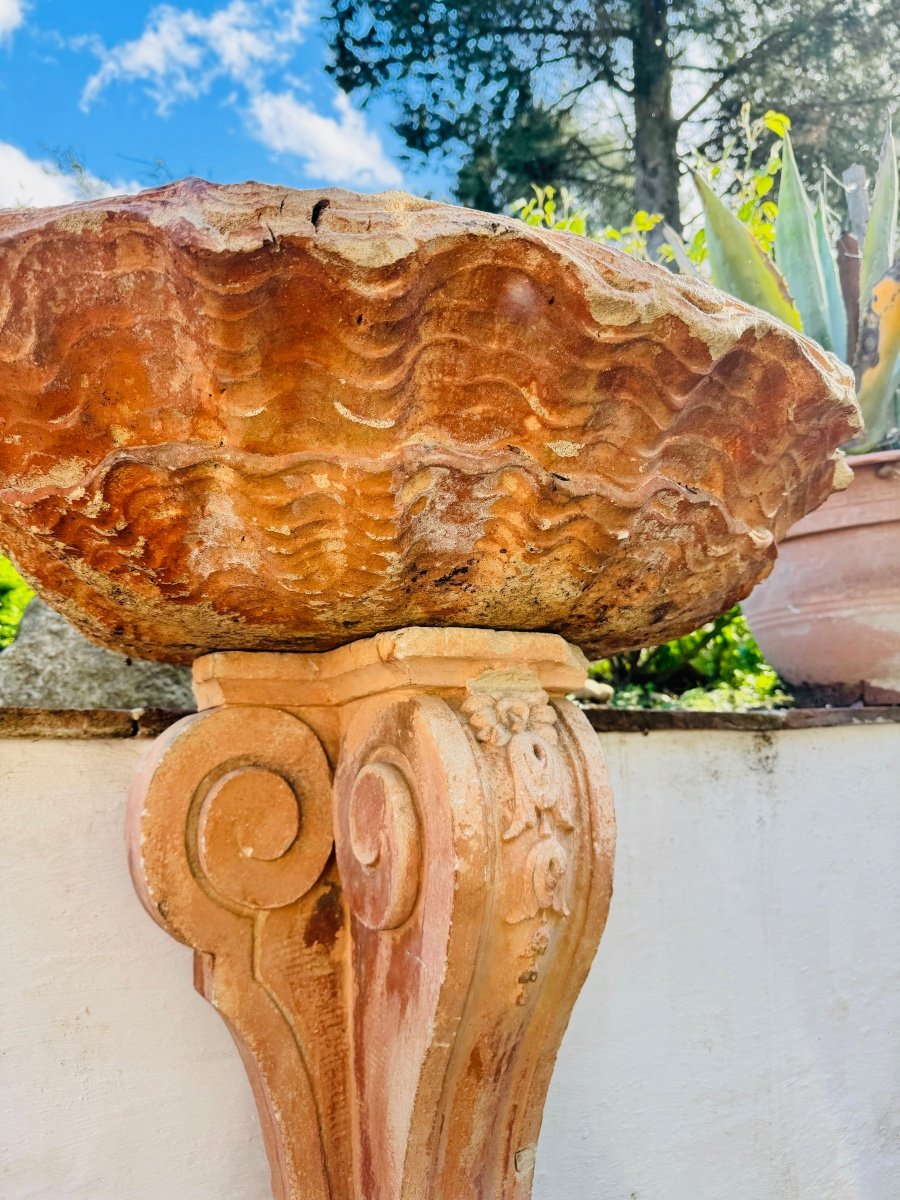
[0,598,194,708]
[0,180,860,663]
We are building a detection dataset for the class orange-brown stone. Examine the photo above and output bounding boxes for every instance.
[0,180,860,662]
[128,627,614,1200]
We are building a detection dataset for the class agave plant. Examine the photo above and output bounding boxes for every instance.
[690,121,899,453]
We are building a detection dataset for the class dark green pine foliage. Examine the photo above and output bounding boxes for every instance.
[326,0,899,227]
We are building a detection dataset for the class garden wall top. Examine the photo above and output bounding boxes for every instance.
[1,705,897,739]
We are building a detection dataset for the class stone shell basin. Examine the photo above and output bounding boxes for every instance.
[0,181,859,663]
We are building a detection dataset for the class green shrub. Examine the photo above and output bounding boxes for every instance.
[590,608,788,711]
[0,556,33,650]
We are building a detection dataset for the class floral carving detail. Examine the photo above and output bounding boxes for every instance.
[462,690,558,749]
[462,688,574,922]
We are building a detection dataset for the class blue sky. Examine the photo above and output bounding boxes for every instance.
[0,0,452,207]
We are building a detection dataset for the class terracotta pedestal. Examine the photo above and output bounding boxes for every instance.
[128,627,615,1200]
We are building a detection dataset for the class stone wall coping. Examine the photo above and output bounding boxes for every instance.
[0,708,190,739]
[1,705,899,739]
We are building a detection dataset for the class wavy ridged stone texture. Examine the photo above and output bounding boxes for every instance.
[0,180,860,662]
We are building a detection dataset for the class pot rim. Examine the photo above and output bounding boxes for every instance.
[781,444,900,541]
[845,447,900,468]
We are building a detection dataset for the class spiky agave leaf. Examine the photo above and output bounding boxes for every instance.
[854,255,900,451]
[693,172,801,330]
[813,192,848,361]
[859,119,898,322]
[774,136,836,352]
[837,231,862,362]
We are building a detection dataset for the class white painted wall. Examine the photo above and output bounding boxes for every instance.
[1,726,898,1199]
[540,726,900,1200]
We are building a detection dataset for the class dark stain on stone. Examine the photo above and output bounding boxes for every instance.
[749,730,778,776]
[310,197,331,229]
[468,1043,484,1084]
[304,882,343,950]
[434,564,470,586]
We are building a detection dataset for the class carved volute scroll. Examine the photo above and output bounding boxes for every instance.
[128,706,349,1200]
[128,628,615,1200]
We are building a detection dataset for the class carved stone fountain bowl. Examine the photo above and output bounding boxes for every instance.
[0,180,859,662]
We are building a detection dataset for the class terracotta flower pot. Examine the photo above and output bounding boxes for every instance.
[743,449,900,701]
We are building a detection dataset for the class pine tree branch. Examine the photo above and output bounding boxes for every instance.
[674,1,844,127]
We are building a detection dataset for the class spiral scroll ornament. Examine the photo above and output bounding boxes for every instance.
[128,703,344,1200]
[335,748,422,931]
[130,706,334,933]
[186,711,332,913]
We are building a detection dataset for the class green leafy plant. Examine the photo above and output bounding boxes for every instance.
[510,110,899,707]
[599,210,665,259]
[513,184,672,259]
[690,114,900,452]
[675,107,788,267]
[510,185,588,235]
[0,557,33,651]
[590,608,788,711]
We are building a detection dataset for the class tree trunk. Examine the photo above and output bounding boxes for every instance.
[631,0,681,236]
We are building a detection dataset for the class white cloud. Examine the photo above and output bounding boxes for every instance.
[248,89,402,187]
[0,0,25,41]
[0,142,139,209]
[79,0,403,189]
[81,0,313,113]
